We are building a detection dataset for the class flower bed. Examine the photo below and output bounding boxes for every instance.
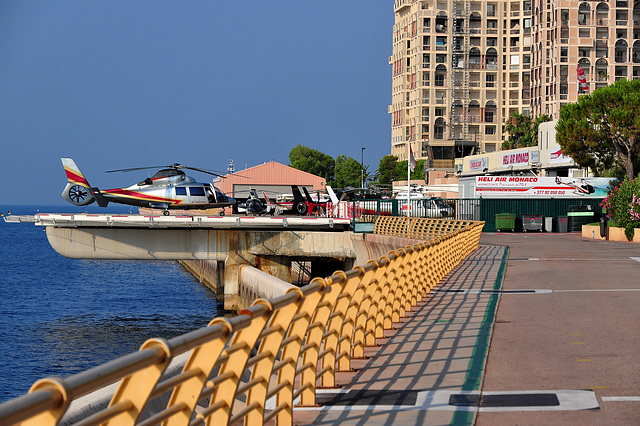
[582,224,640,242]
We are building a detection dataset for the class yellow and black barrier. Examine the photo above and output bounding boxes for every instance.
[0,218,484,426]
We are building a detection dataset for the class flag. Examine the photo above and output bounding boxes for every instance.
[577,64,588,93]
[409,144,417,172]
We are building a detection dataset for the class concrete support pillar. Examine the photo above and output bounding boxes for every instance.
[255,255,292,283]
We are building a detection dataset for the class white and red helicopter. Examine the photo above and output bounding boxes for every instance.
[60,157,236,215]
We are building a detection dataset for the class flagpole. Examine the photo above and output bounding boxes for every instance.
[407,141,411,217]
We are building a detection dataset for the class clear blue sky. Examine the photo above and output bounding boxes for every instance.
[0,1,393,205]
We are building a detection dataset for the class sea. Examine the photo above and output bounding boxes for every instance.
[0,205,222,403]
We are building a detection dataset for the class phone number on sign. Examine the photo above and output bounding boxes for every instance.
[532,190,570,195]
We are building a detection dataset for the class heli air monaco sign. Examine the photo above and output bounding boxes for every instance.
[502,150,530,168]
[474,176,611,198]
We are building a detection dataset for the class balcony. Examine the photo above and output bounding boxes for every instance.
[429,159,455,169]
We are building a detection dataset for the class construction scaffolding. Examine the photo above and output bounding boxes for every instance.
[450,0,470,155]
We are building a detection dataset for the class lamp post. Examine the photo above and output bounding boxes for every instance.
[360,147,366,189]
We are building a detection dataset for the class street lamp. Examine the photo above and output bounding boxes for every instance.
[361,147,366,189]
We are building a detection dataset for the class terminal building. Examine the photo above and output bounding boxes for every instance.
[455,119,583,178]
[390,0,639,171]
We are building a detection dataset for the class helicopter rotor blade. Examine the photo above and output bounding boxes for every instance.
[182,166,228,178]
[105,163,248,179]
[105,166,167,173]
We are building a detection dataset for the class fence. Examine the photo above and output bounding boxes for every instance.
[0,217,484,426]
[346,197,604,232]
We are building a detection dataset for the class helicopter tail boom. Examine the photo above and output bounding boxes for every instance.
[61,158,96,206]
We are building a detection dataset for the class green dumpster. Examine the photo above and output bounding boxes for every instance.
[568,205,594,232]
[495,213,516,232]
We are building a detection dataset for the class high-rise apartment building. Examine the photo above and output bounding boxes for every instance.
[390,0,639,169]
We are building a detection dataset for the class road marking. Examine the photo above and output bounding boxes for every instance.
[555,289,640,293]
[602,396,640,402]
[294,390,599,412]
[435,288,640,295]
[511,258,631,262]
[434,289,552,295]
[578,359,593,362]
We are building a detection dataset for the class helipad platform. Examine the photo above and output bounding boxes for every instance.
[3,213,352,231]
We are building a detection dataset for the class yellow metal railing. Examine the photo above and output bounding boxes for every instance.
[0,218,484,426]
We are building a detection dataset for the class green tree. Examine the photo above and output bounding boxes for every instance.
[395,159,425,181]
[288,144,335,182]
[503,112,551,150]
[377,155,399,186]
[334,155,362,188]
[556,79,640,181]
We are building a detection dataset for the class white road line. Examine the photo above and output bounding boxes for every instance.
[512,258,630,262]
[631,257,640,263]
[293,390,599,412]
[554,289,640,293]
[602,396,640,402]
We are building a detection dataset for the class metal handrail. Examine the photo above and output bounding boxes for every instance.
[0,217,484,426]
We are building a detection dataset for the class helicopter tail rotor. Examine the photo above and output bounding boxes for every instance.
[60,158,96,206]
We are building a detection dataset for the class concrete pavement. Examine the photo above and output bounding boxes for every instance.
[292,233,640,425]
[478,233,640,426]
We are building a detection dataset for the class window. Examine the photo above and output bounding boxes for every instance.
[436,54,447,63]
[485,110,495,122]
[435,107,445,116]
[485,126,497,135]
[189,187,205,197]
[487,38,497,46]
[175,187,187,196]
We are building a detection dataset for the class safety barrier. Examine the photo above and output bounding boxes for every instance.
[0,218,484,426]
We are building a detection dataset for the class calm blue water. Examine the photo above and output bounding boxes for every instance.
[0,205,221,402]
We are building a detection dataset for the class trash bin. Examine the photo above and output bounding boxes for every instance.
[568,205,594,232]
[522,214,543,232]
[495,213,516,232]
[545,217,553,232]
[557,215,569,233]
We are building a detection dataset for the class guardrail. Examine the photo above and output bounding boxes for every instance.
[0,218,484,426]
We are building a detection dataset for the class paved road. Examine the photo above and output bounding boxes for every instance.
[478,233,640,426]
[292,233,640,425]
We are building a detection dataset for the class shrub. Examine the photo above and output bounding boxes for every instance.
[601,178,640,240]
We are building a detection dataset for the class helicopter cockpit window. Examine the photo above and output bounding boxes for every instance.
[175,187,187,196]
[189,187,205,197]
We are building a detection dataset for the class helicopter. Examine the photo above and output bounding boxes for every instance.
[60,157,236,215]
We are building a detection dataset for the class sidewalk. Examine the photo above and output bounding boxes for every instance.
[293,244,508,425]
[293,233,640,425]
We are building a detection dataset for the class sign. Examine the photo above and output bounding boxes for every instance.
[502,150,530,168]
[549,148,574,164]
[469,157,489,171]
[474,176,613,198]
